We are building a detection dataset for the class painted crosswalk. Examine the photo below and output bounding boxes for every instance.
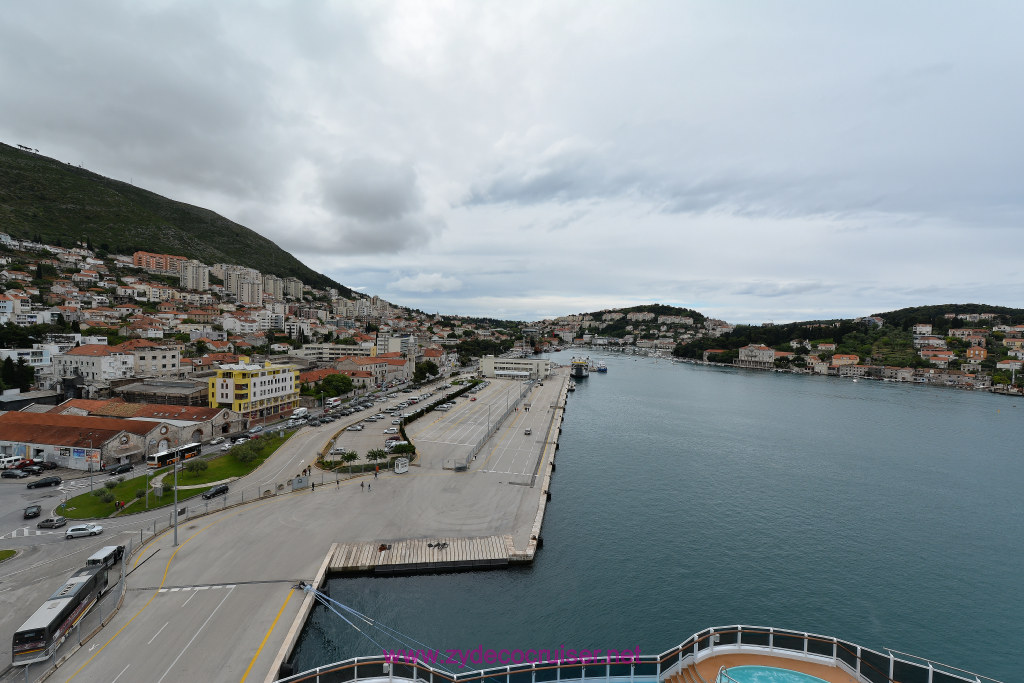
[0,527,64,539]
[158,584,236,593]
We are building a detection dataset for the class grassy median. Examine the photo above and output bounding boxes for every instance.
[0,549,15,564]
[62,431,292,519]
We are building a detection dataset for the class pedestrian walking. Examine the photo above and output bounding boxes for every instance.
[361,481,364,490]
[374,470,378,479]
[368,483,371,492]
[311,482,315,492]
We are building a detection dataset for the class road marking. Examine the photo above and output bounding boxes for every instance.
[110,664,131,683]
[239,588,293,683]
[182,590,198,607]
[147,621,169,645]
[156,586,235,683]
[64,499,279,682]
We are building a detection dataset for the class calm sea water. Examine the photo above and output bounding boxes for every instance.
[292,353,1023,681]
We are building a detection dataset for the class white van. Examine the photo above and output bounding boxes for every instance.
[0,455,21,469]
[86,545,125,569]
[292,407,308,419]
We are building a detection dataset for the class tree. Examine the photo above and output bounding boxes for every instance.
[365,449,388,466]
[340,450,359,473]
[414,361,438,383]
[185,459,209,475]
[1,357,14,388]
[321,373,354,397]
[232,442,261,465]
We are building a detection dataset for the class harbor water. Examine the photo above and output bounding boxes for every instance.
[291,352,1023,681]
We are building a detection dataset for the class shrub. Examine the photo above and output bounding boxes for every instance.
[390,443,415,455]
[104,480,117,490]
[135,488,146,499]
[92,488,106,498]
[232,443,260,465]
[98,491,114,504]
[185,459,208,474]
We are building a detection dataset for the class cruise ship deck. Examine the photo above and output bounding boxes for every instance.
[273,624,997,683]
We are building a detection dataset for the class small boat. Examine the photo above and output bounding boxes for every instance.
[595,361,608,373]
[567,381,576,392]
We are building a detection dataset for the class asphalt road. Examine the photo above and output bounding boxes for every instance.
[0,371,567,683]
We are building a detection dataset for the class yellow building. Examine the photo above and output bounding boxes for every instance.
[208,357,300,423]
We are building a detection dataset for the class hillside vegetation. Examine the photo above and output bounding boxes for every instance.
[0,142,349,295]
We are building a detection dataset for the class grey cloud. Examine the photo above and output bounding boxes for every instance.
[321,158,423,222]
[730,281,835,299]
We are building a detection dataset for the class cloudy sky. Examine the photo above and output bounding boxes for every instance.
[3,2,1023,323]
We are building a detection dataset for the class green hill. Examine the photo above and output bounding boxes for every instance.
[0,142,350,295]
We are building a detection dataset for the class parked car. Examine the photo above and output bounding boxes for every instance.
[220,443,232,452]
[209,437,226,445]
[249,425,264,434]
[12,460,35,470]
[470,397,477,401]
[66,523,103,539]
[37,516,67,529]
[108,463,133,476]
[22,465,44,476]
[234,437,249,445]
[384,427,399,434]
[392,419,402,425]
[28,476,62,489]
[24,504,41,519]
[1,469,28,479]
[202,484,229,500]
[36,461,59,470]
[346,425,363,431]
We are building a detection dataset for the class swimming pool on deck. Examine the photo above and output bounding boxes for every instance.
[718,666,828,683]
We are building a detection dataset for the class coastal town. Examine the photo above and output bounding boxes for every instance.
[0,231,1020,464]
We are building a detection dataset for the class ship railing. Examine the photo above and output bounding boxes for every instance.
[274,625,1004,683]
[666,625,1003,683]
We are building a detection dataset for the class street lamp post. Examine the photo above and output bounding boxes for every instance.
[173,462,180,547]
[145,439,155,509]
[86,440,94,492]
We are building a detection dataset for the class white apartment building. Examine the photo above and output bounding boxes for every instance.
[479,356,551,379]
[263,274,284,300]
[179,259,210,291]
[298,343,376,362]
[54,345,135,382]
[736,344,775,369]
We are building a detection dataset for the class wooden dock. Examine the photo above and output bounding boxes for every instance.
[328,535,514,574]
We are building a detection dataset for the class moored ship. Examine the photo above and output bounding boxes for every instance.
[570,357,590,378]
[276,623,1001,683]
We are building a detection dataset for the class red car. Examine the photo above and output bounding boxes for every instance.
[13,459,35,470]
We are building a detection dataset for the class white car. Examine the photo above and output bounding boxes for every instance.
[209,436,225,445]
[249,425,264,434]
[346,425,363,431]
[66,523,103,539]
[392,419,402,425]
[234,437,249,445]
[220,443,231,452]
[384,427,399,434]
